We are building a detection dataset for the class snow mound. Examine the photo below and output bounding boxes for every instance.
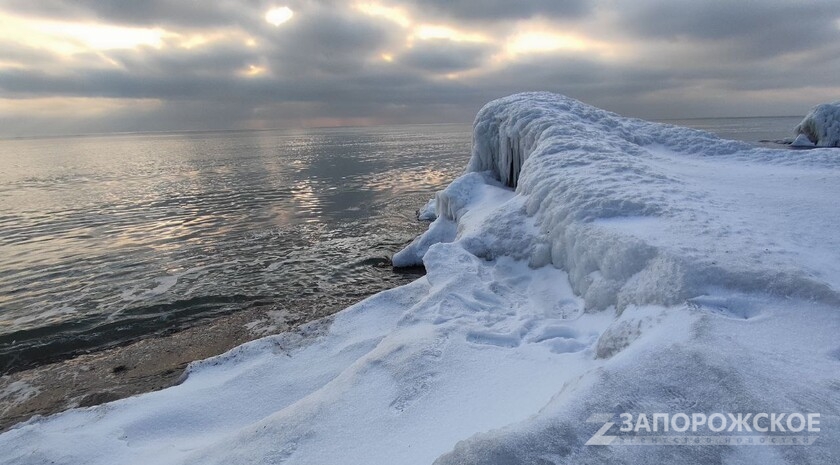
[794,101,840,147]
[400,92,840,311]
[791,133,816,148]
[3,93,840,464]
[417,198,437,221]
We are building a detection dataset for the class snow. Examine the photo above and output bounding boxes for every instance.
[2,92,840,464]
[392,172,513,267]
[794,101,840,147]
[417,198,437,221]
[791,133,815,148]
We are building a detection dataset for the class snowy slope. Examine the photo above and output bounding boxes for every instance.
[2,93,839,464]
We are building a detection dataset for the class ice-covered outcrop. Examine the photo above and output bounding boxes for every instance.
[393,172,511,267]
[794,101,840,147]
[397,92,840,311]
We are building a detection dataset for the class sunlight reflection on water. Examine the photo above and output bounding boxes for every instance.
[0,124,470,372]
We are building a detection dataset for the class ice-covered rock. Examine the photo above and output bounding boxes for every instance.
[392,172,503,267]
[794,101,840,147]
[399,92,840,311]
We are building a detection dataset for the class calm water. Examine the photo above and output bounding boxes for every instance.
[0,125,470,373]
[0,117,798,374]
[660,116,802,146]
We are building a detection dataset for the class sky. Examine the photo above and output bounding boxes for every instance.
[0,0,838,136]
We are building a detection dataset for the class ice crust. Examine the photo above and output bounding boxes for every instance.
[2,93,839,465]
[795,101,840,147]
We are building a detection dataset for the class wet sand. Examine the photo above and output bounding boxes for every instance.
[0,297,352,432]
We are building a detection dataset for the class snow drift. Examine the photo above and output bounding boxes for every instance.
[794,101,840,147]
[2,93,839,464]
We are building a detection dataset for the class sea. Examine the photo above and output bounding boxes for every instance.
[0,117,802,374]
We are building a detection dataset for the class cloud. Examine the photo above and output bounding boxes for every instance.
[613,0,840,60]
[260,2,400,75]
[408,0,591,22]
[397,39,491,72]
[1,0,839,136]
[0,0,263,28]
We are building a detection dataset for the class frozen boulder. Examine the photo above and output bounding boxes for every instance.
[794,101,840,147]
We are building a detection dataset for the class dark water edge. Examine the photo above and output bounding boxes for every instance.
[0,249,427,375]
[0,294,373,431]
[2,300,314,374]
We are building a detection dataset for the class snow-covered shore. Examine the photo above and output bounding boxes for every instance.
[2,93,839,464]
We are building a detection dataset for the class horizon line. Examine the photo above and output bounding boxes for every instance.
[0,116,804,141]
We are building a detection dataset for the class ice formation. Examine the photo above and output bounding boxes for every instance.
[794,101,840,147]
[398,93,840,311]
[417,198,437,221]
[791,133,816,148]
[2,93,839,464]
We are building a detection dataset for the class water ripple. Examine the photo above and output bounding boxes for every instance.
[0,124,469,373]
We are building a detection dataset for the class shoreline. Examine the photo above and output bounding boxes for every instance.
[0,296,359,432]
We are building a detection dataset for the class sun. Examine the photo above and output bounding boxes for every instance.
[265,6,294,26]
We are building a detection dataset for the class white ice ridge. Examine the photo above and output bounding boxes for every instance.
[396,92,840,311]
[2,94,840,465]
[795,101,840,147]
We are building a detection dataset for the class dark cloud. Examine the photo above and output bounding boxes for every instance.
[260,3,400,75]
[0,0,263,28]
[0,42,67,68]
[397,39,491,72]
[115,44,259,77]
[613,0,840,59]
[410,0,591,22]
[0,67,233,100]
